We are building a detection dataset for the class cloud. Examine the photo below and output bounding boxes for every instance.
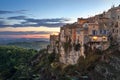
[0,31,53,35]
[7,16,70,23]
[11,23,66,27]
[0,8,75,28]
[7,16,27,20]
[25,18,70,23]
[0,18,4,19]
[0,10,27,14]
[0,21,11,27]
[0,21,5,24]
[0,10,13,14]
[0,17,72,27]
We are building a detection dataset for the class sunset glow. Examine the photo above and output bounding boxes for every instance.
[0,27,60,39]
[0,27,60,32]
[0,34,50,39]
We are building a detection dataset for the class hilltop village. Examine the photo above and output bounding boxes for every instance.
[48,5,120,65]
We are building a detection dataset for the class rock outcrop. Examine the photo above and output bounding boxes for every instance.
[90,48,120,80]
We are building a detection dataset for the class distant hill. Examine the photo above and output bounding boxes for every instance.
[7,41,49,51]
[0,38,49,51]
[0,38,49,44]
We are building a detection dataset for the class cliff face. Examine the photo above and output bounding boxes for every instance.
[90,48,120,80]
[29,44,120,80]
[59,46,81,65]
[59,42,85,65]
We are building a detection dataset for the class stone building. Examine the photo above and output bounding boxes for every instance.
[86,22,109,50]
[55,18,109,64]
[59,23,83,64]
[104,5,120,49]
[49,5,120,65]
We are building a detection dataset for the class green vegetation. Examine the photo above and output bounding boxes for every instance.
[63,41,72,53]
[0,45,60,80]
[0,45,101,80]
[0,44,119,80]
[7,41,49,51]
[0,46,37,80]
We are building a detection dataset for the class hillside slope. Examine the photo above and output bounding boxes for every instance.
[0,45,120,80]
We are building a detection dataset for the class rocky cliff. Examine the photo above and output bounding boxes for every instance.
[29,43,120,80]
[89,46,120,80]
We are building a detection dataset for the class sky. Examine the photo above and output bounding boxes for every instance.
[0,0,120,39]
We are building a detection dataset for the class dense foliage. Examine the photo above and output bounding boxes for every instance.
[0,46,37,80]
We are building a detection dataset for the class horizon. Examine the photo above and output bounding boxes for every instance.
[0,0,120,39]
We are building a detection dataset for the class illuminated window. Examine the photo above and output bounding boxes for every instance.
[93,36,98,41]
[102,36,106,40]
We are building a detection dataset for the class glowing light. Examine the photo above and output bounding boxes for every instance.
[93,36,98,40]
[102,36,106,40]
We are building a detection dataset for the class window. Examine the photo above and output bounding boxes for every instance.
[112,17,115,20]
[77,30,80,34]
[92,30,97,35]
[102,36,106,40]
[103,30,107,34]
[113,29,115,33]
[115,22,118,27]
[99,30,107,34]
[100,30,102,34]
[116,29,118,33]
[93,36,98,41]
